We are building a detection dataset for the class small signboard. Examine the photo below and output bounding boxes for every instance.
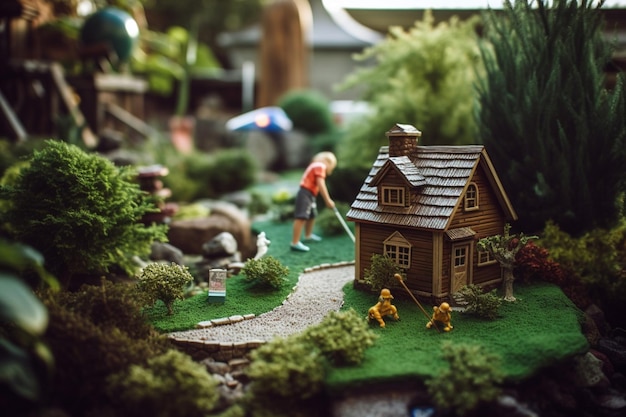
[208,269,227,303]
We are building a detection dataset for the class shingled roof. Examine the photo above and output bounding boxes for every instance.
[347,144,516,230]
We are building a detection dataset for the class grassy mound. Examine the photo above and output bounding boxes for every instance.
[327,281,588,391]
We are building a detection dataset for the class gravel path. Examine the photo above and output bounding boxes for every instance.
[169,264,355,343]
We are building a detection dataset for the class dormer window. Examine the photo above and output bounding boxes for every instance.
[464,183,479,211]
[381,186,407,206]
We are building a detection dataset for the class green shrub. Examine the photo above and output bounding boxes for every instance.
[162,149,257,202]
[106,349,219,417]
[241,256,289,289]
[42,295,170,416]
[456,284,502,320]
[539,220,626,326]
[363,253,403,292]
[248,190,272,217]
[426,342,503,416]
[315,203,352,237]
[247,335,325,400]
[60,278,157,340]
[137,262,194,315]
[207,149,257,196]
[0,140,167,284]
[278,89,336,135]
[301,308,378,366]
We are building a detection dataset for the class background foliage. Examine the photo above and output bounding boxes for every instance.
[337,11,484,169]
[476,0,626,235]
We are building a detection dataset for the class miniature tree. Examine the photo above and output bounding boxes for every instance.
[0,140,167,285]
[477,224,536,301]
[426,342,503,416]
[137,262,194,315]
[241,256,289,289]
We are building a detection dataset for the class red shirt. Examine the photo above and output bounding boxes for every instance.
[300,161,326,196]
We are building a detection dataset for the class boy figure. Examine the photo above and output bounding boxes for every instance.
[290,152,336,252]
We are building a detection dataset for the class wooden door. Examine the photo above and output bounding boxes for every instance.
[451,243,470,293]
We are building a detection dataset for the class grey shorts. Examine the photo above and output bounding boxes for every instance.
[294,187,317,220]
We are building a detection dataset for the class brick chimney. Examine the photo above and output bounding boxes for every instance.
[386,124,421,157]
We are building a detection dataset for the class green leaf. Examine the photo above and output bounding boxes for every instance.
[0,275,48,336]
[0,338,41,401]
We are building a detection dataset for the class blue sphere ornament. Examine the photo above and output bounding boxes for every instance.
[80,7,139,63]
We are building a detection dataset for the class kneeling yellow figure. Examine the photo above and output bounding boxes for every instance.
[368,288,400,328]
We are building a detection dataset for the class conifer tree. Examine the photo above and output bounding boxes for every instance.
[476,0,626,235]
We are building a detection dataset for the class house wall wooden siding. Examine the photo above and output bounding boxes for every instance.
[356,222,435,294]
[447,162,507,288]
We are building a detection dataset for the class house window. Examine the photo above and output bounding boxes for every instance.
[464,183,479,211]
[381,186,406,206]
[383,231,412,269]
[477,249,497,266]
[454,247,467,267]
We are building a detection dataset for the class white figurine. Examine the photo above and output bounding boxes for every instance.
[254,231,271,260]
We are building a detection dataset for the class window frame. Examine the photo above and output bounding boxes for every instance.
[383,231,412,269]
[464,182,479,211]
[381,186,407,207]
[477,248,497,266]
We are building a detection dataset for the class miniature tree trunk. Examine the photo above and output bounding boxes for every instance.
[477,224,536,302]
[501,262,516,302]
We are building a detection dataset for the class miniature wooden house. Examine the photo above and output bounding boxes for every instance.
[347,124,518,300]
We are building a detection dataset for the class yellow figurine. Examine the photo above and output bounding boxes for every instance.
[368,288,400,328]
[426,302,453,332]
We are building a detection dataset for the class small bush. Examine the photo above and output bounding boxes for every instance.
[539,220,626,316]
[137,262,194,315]
[426,342,503,416]
[247,335,325,400]
[106,349,219,417]
[515,240,590,309]
[241,256,289,289]
[456,284,502,320]
[60,278,158,339]
[42,296,170,416]
[363,253,403,292]
[162,149,258,202]
[207,149,257,196]
[278,89,336,135]
[301,308,378,366]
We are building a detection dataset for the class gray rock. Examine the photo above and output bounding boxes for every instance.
[203,232,238,257]
[150,242,184,265]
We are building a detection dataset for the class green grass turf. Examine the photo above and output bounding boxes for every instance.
[325,281,588,391]
[145,215,355,332]
[144,174,587,387]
